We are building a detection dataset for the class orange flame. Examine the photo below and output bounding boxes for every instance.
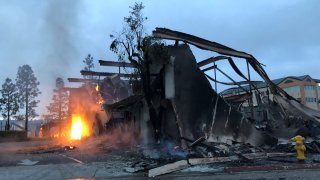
[70,114,89,140]
[95,84,104,105]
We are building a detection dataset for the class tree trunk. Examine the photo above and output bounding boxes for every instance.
[6,94,10,131]
[58,90,62,137]
[25,90,29,132]
[141,61,161,142]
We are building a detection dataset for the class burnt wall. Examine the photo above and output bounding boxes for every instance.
[168,44,276,146]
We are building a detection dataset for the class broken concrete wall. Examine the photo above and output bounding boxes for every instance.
[138,100,156,145]
[168,44,213,141]
[166,44,276,146]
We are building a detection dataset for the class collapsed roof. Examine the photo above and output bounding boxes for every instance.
[153,28,320,127]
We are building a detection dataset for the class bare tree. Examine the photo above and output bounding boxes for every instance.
[82,54,95,79]
[110,2,169,141]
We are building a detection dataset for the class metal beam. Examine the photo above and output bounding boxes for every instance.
[153,28,252,59]
[202,63,262,95]
[215,67,250,94]
[205,74,262,86]
[205,74,237,86]
[197,56,229,67]
[201,65,217,72]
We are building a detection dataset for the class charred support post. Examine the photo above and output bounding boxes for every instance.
[214,62,217,91]
[246,60,254,119]
[267,89,270,105]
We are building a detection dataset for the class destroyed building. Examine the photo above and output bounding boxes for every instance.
[76,28,318,150]
[65,28,320,150]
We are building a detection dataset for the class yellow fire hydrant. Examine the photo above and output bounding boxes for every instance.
[291,135,306,161]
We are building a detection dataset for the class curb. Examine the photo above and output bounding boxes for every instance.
[224,163,320,173]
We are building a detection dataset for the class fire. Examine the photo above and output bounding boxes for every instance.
[95,84,104,105]
[70,114,89,140]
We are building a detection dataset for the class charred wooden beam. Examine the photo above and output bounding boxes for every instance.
[80,70,132,78]
[67,78,98,83]
[99,60,135,68]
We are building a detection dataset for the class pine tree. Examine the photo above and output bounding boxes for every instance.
[0,78,20,131]
[44,78,69,122]
[82,54,95,80]
[16,65,41,132]
[83,54,94,71]
[43,78,69,136]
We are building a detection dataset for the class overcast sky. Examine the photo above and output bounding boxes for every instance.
[0,0,319,117]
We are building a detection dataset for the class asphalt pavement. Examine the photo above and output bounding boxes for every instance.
[2,139,320,180]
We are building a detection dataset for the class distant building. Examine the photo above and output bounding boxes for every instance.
[221,75,320,111]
